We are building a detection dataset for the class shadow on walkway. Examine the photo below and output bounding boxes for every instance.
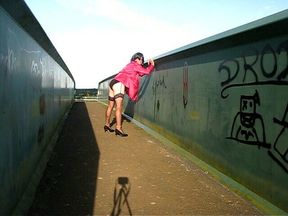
[28,101,262,215]
[111,177,132,216]
[28,102,100,215]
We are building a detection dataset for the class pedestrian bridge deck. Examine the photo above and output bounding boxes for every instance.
[28,101,262,215]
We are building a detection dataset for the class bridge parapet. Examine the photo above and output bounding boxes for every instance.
[0,1,75,214]
[98,10,288,213]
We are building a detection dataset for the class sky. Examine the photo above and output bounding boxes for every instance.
[24,0,288,89]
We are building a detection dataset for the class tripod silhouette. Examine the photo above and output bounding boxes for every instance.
[110,177,132,216]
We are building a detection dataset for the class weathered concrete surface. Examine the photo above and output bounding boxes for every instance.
[28,101,262,215]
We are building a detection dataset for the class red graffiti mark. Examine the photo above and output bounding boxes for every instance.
[183,62,188,108]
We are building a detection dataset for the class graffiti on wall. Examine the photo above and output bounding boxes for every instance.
[227,90,270,148]
[219,40,288,173]
[151,62,189,115]
[31,59,46,145]
[220,40,288,99]
[152,75,167,94]
[152,75,167,116]
[269,104,288,173]
[183,62,189,108]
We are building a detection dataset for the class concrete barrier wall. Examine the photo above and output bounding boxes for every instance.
[0,1,75,214]
[98,10,288,213]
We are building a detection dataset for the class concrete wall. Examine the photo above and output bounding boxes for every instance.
[98,10,288,213]
[0,1,75,214]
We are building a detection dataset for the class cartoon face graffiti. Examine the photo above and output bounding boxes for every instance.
[228,90,269,148]
[239,93,259,128]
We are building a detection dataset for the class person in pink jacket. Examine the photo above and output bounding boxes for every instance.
[104,52,155,137]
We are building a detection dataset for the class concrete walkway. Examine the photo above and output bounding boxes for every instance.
[28,101,262,215]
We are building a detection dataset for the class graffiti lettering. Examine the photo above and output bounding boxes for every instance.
[218,59,240,86]
[261,44,277,78]
[152,75,167,94]
[219,40,288,99]
[221,41,288,173]
[8,48,16,73]
[31,60,40,75]
[277,40,288,80]
[152,75,166,120]
[243,48,258,83]
[268,103,288,173]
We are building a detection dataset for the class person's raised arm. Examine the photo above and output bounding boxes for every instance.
[137,58,155,76]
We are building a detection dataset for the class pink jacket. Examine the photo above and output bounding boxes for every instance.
[115,61,154,101]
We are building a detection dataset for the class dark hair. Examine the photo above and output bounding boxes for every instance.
[131,52,144,62]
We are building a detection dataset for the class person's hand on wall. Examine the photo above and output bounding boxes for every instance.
[148,59,154,66]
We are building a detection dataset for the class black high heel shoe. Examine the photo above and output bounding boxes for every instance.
[115,129,128,137]
[104,125,114,132]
